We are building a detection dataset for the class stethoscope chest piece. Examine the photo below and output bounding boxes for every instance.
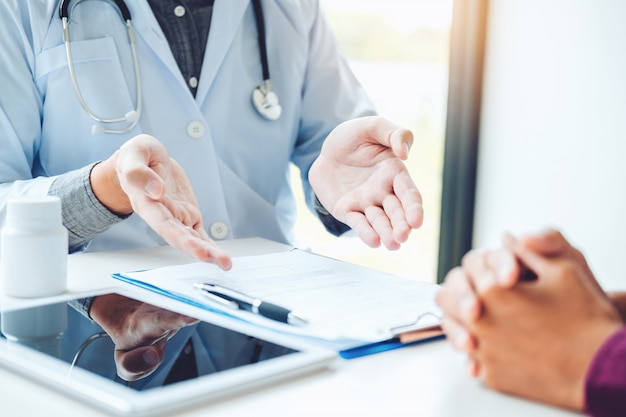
[252,86,282,121]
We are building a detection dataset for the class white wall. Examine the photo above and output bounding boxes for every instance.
[474,0,626,290]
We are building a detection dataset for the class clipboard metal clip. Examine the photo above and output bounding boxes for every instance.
[388,312,443,344]
[389,311,442,334]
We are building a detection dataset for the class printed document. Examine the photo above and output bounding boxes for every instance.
[113,249,441,352]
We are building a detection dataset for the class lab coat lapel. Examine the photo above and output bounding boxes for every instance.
[194,0,250,104]
[127,1,189,91]
[115,0,250,103]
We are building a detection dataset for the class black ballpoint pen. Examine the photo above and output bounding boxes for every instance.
[193,282,308,326]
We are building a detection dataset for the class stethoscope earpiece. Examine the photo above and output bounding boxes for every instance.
[91,125,105,136]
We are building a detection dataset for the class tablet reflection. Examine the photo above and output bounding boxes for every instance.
[1,302,67,357]
[88,293,200,382]
[0,293,297,391]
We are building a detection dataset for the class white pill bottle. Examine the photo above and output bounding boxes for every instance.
[1,196,68,297]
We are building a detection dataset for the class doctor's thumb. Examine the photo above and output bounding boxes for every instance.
[390,128,414,160]
[144,177,165,199]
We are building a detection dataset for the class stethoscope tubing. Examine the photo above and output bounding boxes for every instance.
[59,0,279,132]
[251,0,270,83]
[60,0,143,134]
[59,0,131,21]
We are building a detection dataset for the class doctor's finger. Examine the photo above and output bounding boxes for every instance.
[156,195,203,230]
[364,205,399,250]
[167,224,232,270]
[393,172,423,229]
[381,194,411,244]
[132,198,232,269]
[344,211,381,248]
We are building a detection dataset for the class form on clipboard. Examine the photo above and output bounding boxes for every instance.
[112,249,443,358]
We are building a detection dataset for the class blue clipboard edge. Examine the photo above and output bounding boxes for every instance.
[339,333,446,360]
[113,271,445,359]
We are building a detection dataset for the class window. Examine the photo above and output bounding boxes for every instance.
[292,0,453,283]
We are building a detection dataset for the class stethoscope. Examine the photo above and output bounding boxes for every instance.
[59,0,282,136]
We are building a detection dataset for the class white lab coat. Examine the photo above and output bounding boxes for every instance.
[0,0,375,251]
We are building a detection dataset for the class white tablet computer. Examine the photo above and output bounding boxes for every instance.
[0,288,336,416]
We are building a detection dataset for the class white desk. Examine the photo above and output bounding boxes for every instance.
[0,238,580,417]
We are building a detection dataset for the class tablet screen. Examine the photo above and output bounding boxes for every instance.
[0,291,334,415]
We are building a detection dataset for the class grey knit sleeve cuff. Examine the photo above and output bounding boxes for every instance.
[48,163,129,252]
[68,297,95,320]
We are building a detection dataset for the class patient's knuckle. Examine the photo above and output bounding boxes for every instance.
[461,249,486,271]
[442,267,463,286]
[551,259,577,281]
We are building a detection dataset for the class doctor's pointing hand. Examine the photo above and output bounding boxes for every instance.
[90,134,234,270]
[310,116,422,251]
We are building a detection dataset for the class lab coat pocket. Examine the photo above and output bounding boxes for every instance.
[35,37,137,131]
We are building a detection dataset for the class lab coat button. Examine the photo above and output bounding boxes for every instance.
[186,121,205,138]
[174,5,186,17]
[209,222,229,240]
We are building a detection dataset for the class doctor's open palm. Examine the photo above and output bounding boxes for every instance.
[309,116,424,251]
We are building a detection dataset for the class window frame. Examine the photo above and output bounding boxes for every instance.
[437,0,489,283]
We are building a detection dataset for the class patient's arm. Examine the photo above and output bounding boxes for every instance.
[608,292,626,322]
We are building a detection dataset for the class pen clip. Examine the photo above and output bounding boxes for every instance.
[193,283,239,309]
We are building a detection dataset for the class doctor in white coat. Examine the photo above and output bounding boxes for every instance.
[0,0,423,269]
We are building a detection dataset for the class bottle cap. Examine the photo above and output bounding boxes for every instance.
[6,196,62,227]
